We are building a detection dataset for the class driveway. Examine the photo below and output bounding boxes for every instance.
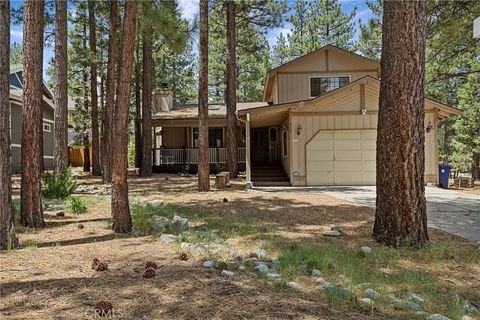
[254,186,480,243]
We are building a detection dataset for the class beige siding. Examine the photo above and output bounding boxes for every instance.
[162,127,187,148]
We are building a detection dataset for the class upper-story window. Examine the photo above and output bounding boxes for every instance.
[310,76,350,97]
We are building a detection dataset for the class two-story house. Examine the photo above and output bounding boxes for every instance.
[152,45,461,186]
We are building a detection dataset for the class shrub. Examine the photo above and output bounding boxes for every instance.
[42,167,77,199]
[215,162,226,173]
[68,196,87,215]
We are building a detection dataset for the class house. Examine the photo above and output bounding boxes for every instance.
[152,45,462,186]
[9,65,55,172]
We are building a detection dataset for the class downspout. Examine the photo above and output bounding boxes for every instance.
[236,112,252,188]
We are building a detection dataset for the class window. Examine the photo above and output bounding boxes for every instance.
[310,76,349,97]
[282,130,288,157]
[192,127,224,148]
[269,127,277,143]
[43,123,51,132]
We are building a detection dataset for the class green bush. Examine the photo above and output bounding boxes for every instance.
[42,167,77,199]
[68,196,87,214]
[215,162,226,173]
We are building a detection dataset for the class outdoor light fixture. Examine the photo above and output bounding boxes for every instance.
[426,122,434,133]
[361,108,367,116]
[281,123,288,131]
[297,125,302,135]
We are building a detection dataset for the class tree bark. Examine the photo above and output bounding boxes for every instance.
[82,16,90,173]
[102,0,118,184]
[141,19,153,177]
[225,0,237,178]
[21,0,44,228]
[0,0,14,249]
[198,0,210,191]
[373,0,428,248]
[88,0,101,176]
[53,0,68,173]
[111,0,136,233]
[134,41,142,169]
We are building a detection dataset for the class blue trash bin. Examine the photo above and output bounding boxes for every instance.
[438,164,451,189]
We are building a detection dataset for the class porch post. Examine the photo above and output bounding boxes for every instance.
[246,113,252,188]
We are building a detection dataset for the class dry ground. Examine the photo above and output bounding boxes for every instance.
[1,173,479,320]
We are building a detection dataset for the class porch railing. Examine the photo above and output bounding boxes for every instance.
[153,147,246,165]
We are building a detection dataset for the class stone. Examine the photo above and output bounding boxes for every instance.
[172,215,189,230]
[311,269,322,277]
[322,230,341,237]
[180,242,192,250]
[56,211,65,217]
[202,260,214,268]
[462,316,472,320]
[415,311,430,317]
[208,244,224,254]
[364,288,380,300]
[404,301,423,312]
[52,204,64,211]
[151,216,170,233]
[196,226,208,233]
[225,238,239,245]
[331,225,342,232]
[211,229,220,234]
[427,314,451,320]
[191,244,209,256]
[325,286,348,296]
[147,199,164,207]
[464,302,479,313]
[238,265,246,271]
[315,278,329,289]
[253,249,267,259]
[286,281,300,290]
[159,234,178,244]
[407,291,424,304]
[266,272,281,279]
[221,270,234,277]
[254,263,269,273]
[247,272,257,278]
[390,298,404,308]
[357,297,374,310]
[360,246,372,254]
[271,259,281,270]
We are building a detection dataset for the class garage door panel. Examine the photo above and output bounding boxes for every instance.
[362,150,376,161]
[334,140,361,151]
[307,161,334,172]
[308,150,334,161]
[362,130,377,140]
[335,150,362,161]
[308,172,334,185]
[334,131,361,140]
[362,172,376,184]
[335,161,362,172]
[307,141,334,151]
[362,161,376,172]
[314,131,334,140]
[362,140,376,150]
[335,172,362,185]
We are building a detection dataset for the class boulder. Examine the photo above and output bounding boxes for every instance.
[202,260,214,268]
[238,265,246,271]
[404,301,423,312]
[196,226,208,233]
[147,199,164,207]
[266,272,281,279]
[253,249,267,259]
[254,263,269,273]
[286,281,300,290]
[325,286,348,296]
[221,270,235,277]
[364,288,380,300]
[357,297,374,310]
[427,315,451,320]
[152,216,170,233]
[360,246,372,254]
[159,234,178,244]
[331,225,342,232]
[311,269,322,277]
[180,242,192,250]
[322,230,341,237]
[172,215,189,230]
[192,244,209,256]
[462,316,472,320]
[407,291,424,304]
[271,259,281,270]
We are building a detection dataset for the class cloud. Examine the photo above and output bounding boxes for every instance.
[267,24,293,48]
[178,0,199,22]
[355,8,373,21]
[11,29,23,39]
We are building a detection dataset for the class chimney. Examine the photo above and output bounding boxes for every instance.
[153,83,173,113]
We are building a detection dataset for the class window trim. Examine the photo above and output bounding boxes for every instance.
[308,75,351,99]
[43,123,51,132]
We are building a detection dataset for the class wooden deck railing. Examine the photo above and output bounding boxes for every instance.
[153,147,246,165]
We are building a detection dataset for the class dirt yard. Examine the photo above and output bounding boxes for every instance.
[1,173,479,320]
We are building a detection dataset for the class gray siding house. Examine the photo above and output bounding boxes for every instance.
[9,65,55,172]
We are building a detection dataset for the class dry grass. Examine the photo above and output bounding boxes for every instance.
[2,173,479,320]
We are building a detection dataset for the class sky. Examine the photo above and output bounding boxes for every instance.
[9,0,374,79]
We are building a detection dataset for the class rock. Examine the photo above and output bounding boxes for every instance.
[147,199,164,207]
[172,215,189,230]
[357,283,373,289]
[315,278,329,289]
[415,311,430,317]
[180,242,192,250]
[211,229,220,235]
[266,272,281,279]
[56,211,65,217]
[325,286,348,296]
[208,244,224,254]
[234,255,244,263]
[221,270,235,277]
[427,314,451,320]
[191,244,209,256]
[225,238,239,245]
[464,302,479,313]
[159,234,178,244]
[462,316,472,320]
[367,218,375,224]
[390,297,404,308]
[364,288,380,300]
[360,246,372,254]
[357,297,374,310]
[404,301,423,312]
[286,281,300,290]
[271,259,281,270]
[246,272,257,278]
[338,274,350,282]
[196,226,208,233]
[254,263,269,273]
[151,216,170,233]
[407,291,424,304]
[331,225,342,232]
[202,260,214,268]
[311,269,322,277]
[322,230,341,237]
[52,204,64,211]
[253,249,267,259]
[238,265,246,271]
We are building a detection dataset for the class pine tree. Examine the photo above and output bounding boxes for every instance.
[271,32,289,68]
[357,0,382,60]
[10,42,23,65]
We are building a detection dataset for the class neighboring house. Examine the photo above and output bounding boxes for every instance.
[153,45,462,186]
[9,65,55,172]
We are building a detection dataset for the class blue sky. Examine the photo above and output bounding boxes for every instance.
[9,0,374,79]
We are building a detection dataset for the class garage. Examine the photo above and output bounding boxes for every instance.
[306,130,376,185]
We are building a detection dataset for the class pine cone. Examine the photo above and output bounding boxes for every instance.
[78,224,84,229]
[145,261,158,270]
[91,258,100,269]
[223,198,228,203]
[94,262,109,272]
[179,252,189,261]
[94,300,113,317]
[143,267,156,278]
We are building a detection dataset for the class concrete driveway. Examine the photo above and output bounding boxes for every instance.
[315,186,480,243]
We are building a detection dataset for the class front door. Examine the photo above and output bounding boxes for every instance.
[252,128,269,162]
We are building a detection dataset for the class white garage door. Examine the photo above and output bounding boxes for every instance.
[306,130,376,185]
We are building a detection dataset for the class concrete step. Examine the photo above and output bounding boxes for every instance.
[252,176,290,182]
[253,181,291,187]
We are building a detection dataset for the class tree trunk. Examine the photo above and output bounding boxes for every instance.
[88,0,101,176]
[373,0,428,248]
[134,42,142,169]
[111,0,136,233]
[225,0,237,178]
[198,0,210,191]
[0,0,14,249]
[141,20,153,177]
[102,0,118,184]
[472,153,480,180]
[83,16,90,173]
[21,0,44,228]
[53,0,68,173]
[442,120,450,164]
